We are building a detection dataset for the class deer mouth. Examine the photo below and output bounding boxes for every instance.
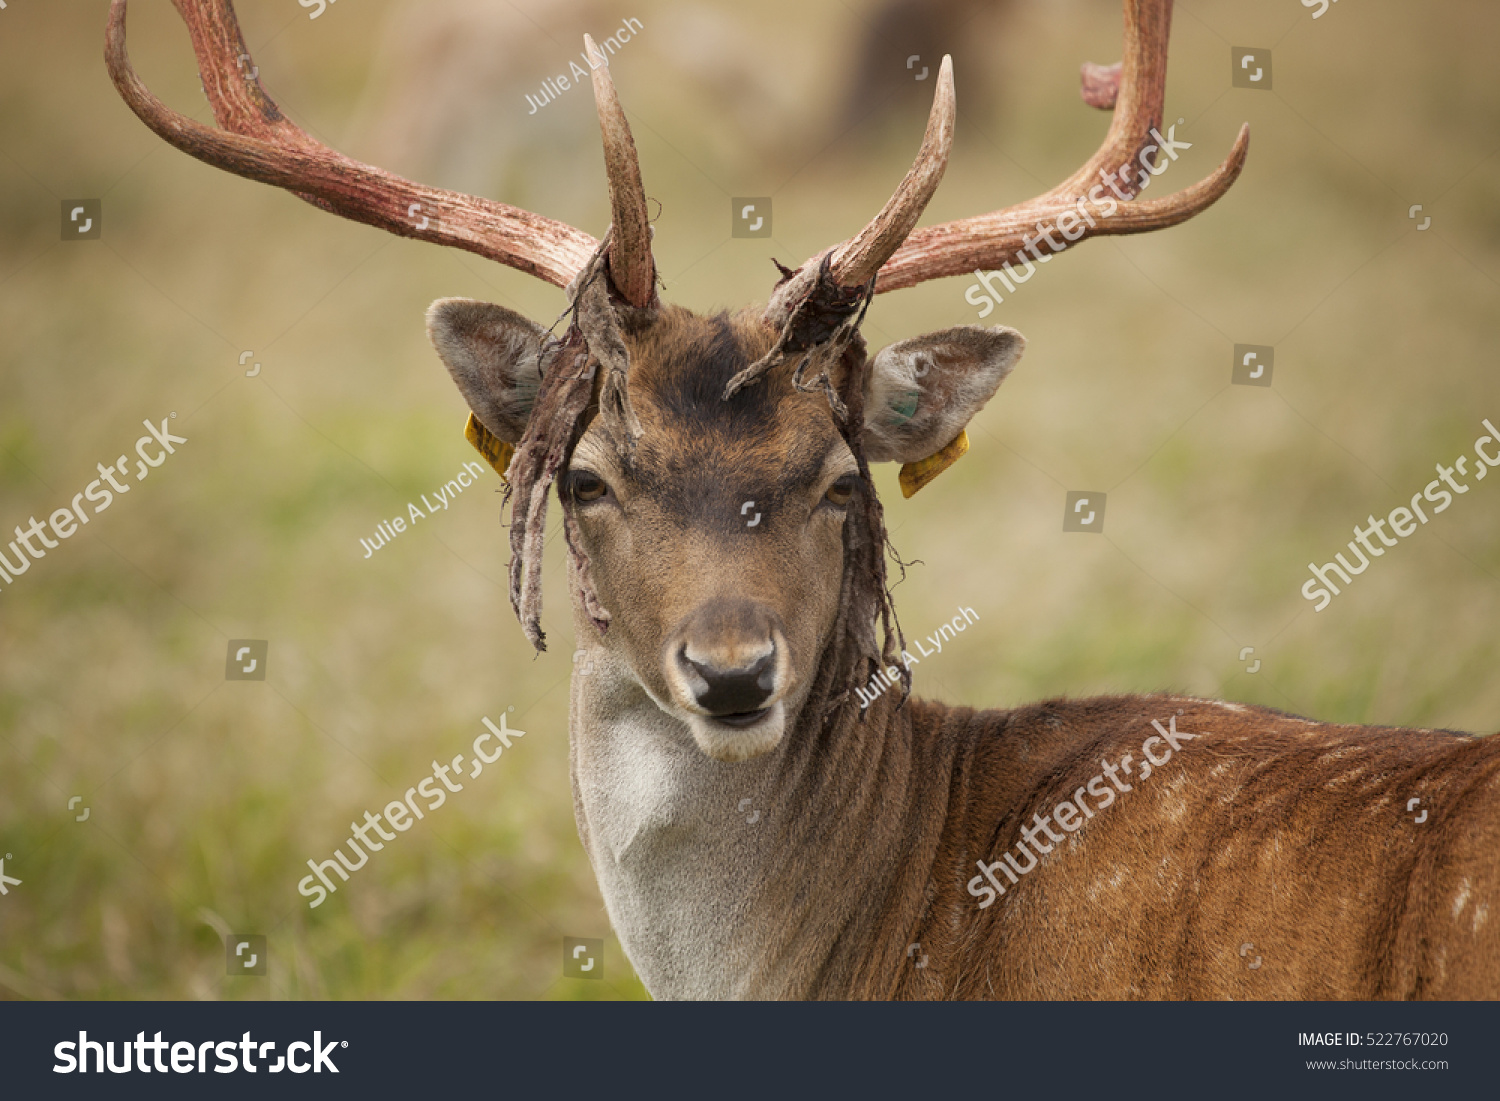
[709,708,772,729]
[685,701,786,762]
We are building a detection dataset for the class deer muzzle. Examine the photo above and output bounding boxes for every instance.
[664,599,792,761]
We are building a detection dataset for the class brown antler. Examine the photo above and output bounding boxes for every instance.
[585,34,656,308]
[828,55,957,289]
[787,0,1248,299]
[105,0,640,293]
[763,55,955,322]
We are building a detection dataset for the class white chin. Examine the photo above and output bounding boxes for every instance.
[687,702,786,762]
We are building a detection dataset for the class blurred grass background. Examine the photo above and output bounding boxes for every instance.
[0,0,1496,1000]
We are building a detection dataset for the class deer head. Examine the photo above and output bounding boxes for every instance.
[107,0,1248,764]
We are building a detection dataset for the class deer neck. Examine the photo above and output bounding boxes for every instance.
[566,615,928,999]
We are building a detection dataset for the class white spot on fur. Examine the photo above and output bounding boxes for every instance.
[1219,703,1247,713]
[1452,879,1472,920]
[1088,866,1132,902]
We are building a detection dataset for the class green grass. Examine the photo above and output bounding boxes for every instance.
[1,0,1497,1000]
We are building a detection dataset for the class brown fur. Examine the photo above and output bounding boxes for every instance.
[867,695,1500,999]
[552,303,1500,1000]
[691,682,1500,999]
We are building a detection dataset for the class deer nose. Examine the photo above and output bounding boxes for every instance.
[682,649,777,719]
[668,599,784,720]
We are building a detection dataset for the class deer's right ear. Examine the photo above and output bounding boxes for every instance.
[425,298,550,444]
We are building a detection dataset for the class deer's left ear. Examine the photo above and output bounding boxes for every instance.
[862,325,1025,464]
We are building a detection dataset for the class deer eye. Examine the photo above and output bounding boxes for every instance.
[824,474,859,508]
[566,470,609,503]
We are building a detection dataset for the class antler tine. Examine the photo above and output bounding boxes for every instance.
[828,55,957,289]
[875,126,1248,293]
[585,34,656,309]
[106,0,597,289]
[872,0,1249,294]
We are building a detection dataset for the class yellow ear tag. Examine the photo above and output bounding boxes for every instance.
[898,430,968,498]
[464,413,515,482]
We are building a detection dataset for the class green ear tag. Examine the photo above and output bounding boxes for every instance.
[464,413,515,482]
[889,389,920,425]
[898,430,968,498]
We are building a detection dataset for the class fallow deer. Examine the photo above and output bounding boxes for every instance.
[108,0,1500,999]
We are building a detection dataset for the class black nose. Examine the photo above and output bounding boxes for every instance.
[685,650,776,717]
